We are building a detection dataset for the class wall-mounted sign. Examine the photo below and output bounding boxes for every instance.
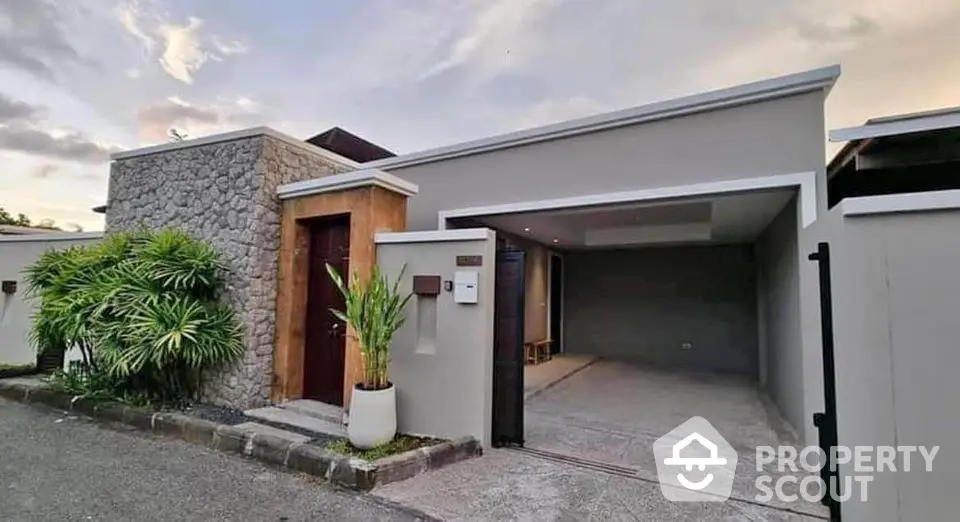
[456,255,483,267]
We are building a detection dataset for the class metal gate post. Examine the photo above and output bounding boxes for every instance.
[809,241,842,522]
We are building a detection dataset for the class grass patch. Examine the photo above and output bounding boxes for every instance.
[326,435,442,461]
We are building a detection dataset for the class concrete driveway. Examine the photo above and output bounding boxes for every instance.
[376,360,828,521]
[524,359,785,469]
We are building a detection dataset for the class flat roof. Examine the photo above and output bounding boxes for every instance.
[364,65,841,171]
[111,127,359,168]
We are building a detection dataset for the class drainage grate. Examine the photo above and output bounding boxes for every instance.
[510,446,645,478]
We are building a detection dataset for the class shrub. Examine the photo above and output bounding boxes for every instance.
[325,264,412,390]
[24,228,244,405]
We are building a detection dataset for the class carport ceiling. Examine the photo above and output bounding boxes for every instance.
[469,189,795,248]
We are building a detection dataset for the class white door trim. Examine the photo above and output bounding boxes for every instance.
[437,171,818,230]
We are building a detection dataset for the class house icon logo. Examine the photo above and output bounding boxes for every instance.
[653,416,738,502]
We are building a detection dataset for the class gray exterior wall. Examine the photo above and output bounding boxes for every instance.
[0,234,103,366]
[562,245,759,376]
[385,91,828,230]
[106,134,352,408]
[820,206,960,522]
[376,232,496,447]
[756,198,805,441]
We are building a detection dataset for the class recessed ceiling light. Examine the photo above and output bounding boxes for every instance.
[524,227,531,232]
[552,238,559,243]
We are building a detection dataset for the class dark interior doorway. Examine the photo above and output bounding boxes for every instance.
[302,214,350,406]
[492,247,526,447]
[549,253,563,355]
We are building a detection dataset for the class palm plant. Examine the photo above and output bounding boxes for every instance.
[326,264,412,390]
[24,228,244,404]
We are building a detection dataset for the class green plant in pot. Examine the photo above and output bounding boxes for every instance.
[326,263,412,449]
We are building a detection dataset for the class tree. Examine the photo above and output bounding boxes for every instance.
[0,208,60,229]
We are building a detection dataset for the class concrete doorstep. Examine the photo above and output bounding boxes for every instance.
[0,378,481,491]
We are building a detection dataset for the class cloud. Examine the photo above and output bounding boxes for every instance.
[115,1,156,55]
[0,125,119,163]
[0,0,89,82]
[157,17,211,84]
[137,97,221,142]
[794,14,880,44]
[212,37,249,56]
[32,163,58,178]
[0,92,118,162]
[421,0,559,79]
[0,93,46,122]
[135,94,277,144]
[125,68,142,79]
[114,2,247,84]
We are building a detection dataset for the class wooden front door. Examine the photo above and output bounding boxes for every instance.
[303,215,350,405]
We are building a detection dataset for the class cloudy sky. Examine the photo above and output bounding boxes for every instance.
[1,0,957,231]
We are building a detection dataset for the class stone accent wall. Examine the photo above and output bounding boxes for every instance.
[106,133,352,408]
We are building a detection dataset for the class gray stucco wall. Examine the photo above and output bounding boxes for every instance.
[106,134,352,408]
[376,232,496,447]
[823,206,960,522]
[756,198,805,440]
[562,245,759,376]
[0,234,103,366]
[386,91,828,231]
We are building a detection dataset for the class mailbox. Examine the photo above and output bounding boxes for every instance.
[453,271,478,304]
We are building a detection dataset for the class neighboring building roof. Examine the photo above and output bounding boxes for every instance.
[305,127,395,163]
[0,224,63,235]
[830,106,960,143]
[828,106,960,176]
[364,64,841,171]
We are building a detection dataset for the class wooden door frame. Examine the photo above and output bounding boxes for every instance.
[272,186,407,406]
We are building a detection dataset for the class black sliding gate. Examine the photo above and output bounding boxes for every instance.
[492,249,525,447]
[808,242,842,522]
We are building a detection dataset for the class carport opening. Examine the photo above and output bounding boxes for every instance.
[454,188,808,462]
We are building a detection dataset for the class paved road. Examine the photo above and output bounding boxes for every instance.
[0,398,433,522]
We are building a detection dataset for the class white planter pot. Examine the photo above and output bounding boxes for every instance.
[347,384,397,449]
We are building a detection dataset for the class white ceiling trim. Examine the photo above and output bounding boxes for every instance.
[367,66,840,171]
[277,168,419,200]
[375,228,494,244]
[438,171,818,230]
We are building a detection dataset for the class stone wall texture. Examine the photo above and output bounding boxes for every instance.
[106,134,353,408]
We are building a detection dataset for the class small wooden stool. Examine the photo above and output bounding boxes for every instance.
[533,339,552,363]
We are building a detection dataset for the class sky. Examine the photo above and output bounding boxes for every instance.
[0,0,958,231]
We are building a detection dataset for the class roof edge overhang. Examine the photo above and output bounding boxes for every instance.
[829,111,960,143]
[110,126,360,168]
[365,64,841,171]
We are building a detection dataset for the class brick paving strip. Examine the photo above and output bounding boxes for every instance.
[0,377,480,491]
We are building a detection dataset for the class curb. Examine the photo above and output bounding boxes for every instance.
[0,379,481,491]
